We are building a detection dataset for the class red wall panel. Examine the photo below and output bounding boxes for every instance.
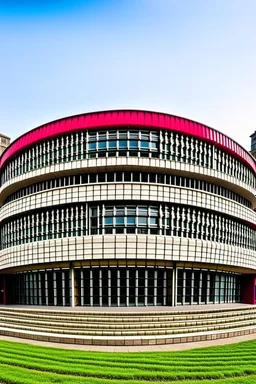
[0,110,255,173]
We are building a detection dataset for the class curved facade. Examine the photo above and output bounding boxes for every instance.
[0,109,256,307]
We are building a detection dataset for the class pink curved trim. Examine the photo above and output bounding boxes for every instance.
[1,110,255,173]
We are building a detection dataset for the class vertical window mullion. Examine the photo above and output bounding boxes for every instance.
[99,269,102,307]
[135,269,138,306]
[89,269,93,306]
[80,270,84,306]
[45,273,48,306]
[154,270,157,306]
[108,270,111,307]
[53,271,57,306]
[62,271,66,306]
[126,270,129,307]
[145,269,148,306]
[117,270,120,307]
[163,270,167,306]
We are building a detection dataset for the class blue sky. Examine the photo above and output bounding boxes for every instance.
[0,0,255,150]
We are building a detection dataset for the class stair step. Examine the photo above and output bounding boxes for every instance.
[1,313,256,330]
[0,306,256,346]
[1,318,256,336]
[0,305,255,317]
[0,309,255,323]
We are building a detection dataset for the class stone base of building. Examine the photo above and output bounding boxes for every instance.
[0,303,255,346]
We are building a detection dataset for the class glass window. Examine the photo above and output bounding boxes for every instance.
[109,130,117,139]
[98,141,106,149]
[150,208,158,217]
[119,130,127,139]
[116,207,125,216]
[119,140,127,149]
[98,173,105,182]
[149,174,156,183]
[138,217,147,226]
[138,207,147,216]
[91,208,97,216]
[108,141,117,149]
[124,172,132,182]
[141,173,148,182]
[141,131,149,140]
[88,133,96,141]
[150,217,158,225]
[141,141,149,149]
[129,130,139,139]
[88,142,96,150]
[105,217,113,225]
[116,172,122,182]
[127,217,135,225]
[107,173,115,182]
[116,217,124,225]
[89,174,96,183]
[98,132,106,140]
[105,207,113,216]
[130,140,138,148]
[133,172,140,182]
[127,207,136,215]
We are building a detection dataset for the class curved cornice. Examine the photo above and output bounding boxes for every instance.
[1,109,255,173]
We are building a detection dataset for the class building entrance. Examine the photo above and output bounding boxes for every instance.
[75,267,172,306]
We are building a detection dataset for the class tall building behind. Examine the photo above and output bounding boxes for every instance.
[0,134,10,155]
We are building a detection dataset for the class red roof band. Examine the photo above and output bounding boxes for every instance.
[0,110,255,174]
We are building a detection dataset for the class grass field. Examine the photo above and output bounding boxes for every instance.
[1,339,256,383]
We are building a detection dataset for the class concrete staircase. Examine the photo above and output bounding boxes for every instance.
[0,305,256,346]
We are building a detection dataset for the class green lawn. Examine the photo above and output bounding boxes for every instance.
[1,339,256,383]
